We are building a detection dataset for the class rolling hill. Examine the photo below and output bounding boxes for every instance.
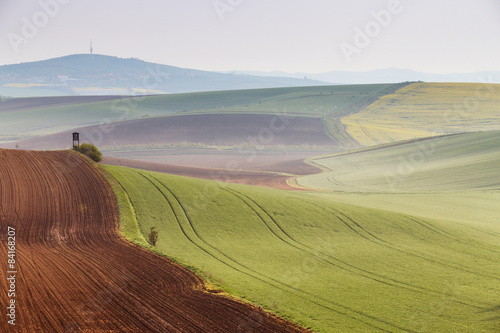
[8,113,339,151]
[0,54,326,97]
[104,162,500,333]
[101,127,500,332]
[3,82,500,153]
[0,149,308,332]
[297,130,500,192]
[0,83,405,149]
[2,70,499,333]
[341,82,500,146]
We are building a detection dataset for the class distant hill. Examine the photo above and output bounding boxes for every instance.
[0,54,326,97]
[233,68,500,84]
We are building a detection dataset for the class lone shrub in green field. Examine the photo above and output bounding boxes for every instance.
[74,143,102,162]
[148,226,159,247]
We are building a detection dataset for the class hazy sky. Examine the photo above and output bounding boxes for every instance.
[1,0,499,73]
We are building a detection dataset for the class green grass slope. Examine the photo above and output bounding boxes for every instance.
[297,130,500,192]
[104,164,500,332]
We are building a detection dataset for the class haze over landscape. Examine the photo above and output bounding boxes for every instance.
[1,1,500,333]
[2,0,500,73]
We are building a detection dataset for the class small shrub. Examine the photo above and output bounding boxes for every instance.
[148,226,159,246]
[74,143,102,162]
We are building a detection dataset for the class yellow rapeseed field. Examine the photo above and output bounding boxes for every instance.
[342,82,500,146]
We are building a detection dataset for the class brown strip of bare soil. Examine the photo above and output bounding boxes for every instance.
[0,149,310,332]
[122,151,323,175]
[102,157,304,191]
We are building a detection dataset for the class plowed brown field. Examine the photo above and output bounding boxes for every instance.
[0,149,308,332]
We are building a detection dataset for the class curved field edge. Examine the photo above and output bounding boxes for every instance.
[341,82,500,146]
[100,163,314,331]
[0,149,311,332]
[293,134,460,191]
[296,130,500,193]
[289,140,430,191]
[100,162,228,281]
[103,164,500,333]
[321,81,412,147]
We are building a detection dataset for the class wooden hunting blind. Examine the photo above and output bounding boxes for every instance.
[72,132,80,148]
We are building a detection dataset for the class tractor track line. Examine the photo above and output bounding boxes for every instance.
[308,200,500,283]
[296,199,489,309]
